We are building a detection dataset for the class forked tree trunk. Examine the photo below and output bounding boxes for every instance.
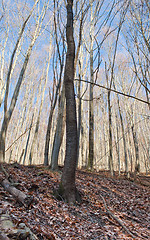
[58,0,79,204]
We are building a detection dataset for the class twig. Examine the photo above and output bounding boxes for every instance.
[5,125,34,152]
[75,78,150,105]
[99,194,142,239]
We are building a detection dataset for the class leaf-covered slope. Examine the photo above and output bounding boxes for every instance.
[0,164,150,239]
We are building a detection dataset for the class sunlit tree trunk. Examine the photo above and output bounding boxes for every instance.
[51,84,65,170]
[29,36,52,165]
[105,62,114,176]
[22,114,34,165]
[77,69,82,166]
[108,90,114,175]
[131,124,139,173]
[115,114,120,175]
[0,29,8,108]
[44,60,62,166]
[88,0,94,169]
[117,95,128,175]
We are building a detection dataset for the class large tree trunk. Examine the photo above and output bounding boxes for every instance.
[58,0,78,204]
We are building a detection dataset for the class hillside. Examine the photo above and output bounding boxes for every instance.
[0,163,150,240]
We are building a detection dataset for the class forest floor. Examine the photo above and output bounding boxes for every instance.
[0,163,150,240]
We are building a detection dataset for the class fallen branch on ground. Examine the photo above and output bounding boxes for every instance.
[100,194,145,239]
[0,178,33,207]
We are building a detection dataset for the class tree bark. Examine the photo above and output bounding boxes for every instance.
[115,114,120,175]
[108,90,114,176]
[44,76,62,166]
[0,123,7,162]
[44,107,54,166]
[22,114,34,165]
[117,97,128,175]
[88,0,94,169]
[58,0,79,204]
[29,40,52,165]
[51,84,65,170]
[131,124,139,173]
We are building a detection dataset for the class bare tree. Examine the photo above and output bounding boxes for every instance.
[57,0,79,204]
[125,0,150,109]
[44,35,64,166]
[29,35,53,165]
[0,0,41,163]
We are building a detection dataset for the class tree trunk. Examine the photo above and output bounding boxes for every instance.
[29,38,52,165]
[108,90,114,176]
[0,129,6,163]
[44,77,62,166]
[115,114,120,175]
[44,107,54,166]
[131,124,139,173]
[58,0,79,204]
[77,67,82,167]
[118,99,128,175]
[88,0,94,169]
[105,63,113,176]
[19,149,25,164]
[51,84,65,170]
[22,114,34,165]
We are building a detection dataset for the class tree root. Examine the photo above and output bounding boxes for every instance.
[54,183,82,204]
